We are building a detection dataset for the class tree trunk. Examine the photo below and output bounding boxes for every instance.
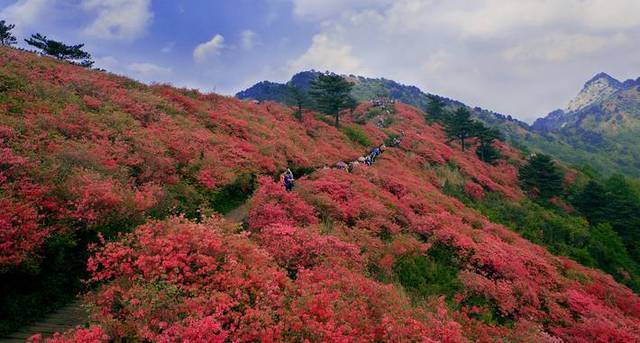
[335,113,340,128]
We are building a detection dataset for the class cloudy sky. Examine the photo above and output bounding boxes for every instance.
[1,0,640,122]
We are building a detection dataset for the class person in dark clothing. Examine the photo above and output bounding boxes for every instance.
[283,168,294,191]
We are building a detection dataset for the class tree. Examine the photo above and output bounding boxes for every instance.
[309,73,355,128]
[0,20,17,46]
[285,84,309,121]
[518,153,564,199]
[444,107,475,151]
[25,33,94,67]
[425,95,447,123]
[474,124,503,163]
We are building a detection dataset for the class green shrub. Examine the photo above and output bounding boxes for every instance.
[342,125,373,147]
[207,172,257,214]
[393,242,462,299]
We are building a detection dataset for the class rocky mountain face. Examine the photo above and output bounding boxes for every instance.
[529,73,640,176]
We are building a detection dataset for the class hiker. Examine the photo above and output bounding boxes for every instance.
[371,147,381,160]
[336,161,348,170]
[283,168,294,191]
[348,160,360,172]
[364,155,373,166]
[392,137,401,147]
[357,156,366,163]
[380,144,386,152]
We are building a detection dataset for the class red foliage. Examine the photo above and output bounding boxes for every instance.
[248,176,318,230]
[4,47,640,342]
[464,181,485,200]
[85,217,291,342]
[256,223,364,272]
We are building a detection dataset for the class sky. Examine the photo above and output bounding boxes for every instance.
[1,0,640,122]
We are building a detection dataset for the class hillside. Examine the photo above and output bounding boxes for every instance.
[3,47,640,341]
[237,71,530,140]
[531,73,640,176]
[238,71,640,178]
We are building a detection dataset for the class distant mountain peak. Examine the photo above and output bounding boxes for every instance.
[585,72,620,86]
[566,72,622,113]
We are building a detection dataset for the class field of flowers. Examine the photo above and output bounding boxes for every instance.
[2,47,640,341]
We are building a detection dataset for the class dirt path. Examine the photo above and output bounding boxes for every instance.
[0,299,87,342]
[225,201,250,224]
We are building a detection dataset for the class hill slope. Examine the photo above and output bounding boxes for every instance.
[237,71,531,144]
[2,47,640,341]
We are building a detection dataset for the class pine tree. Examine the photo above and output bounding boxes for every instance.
[444,107,475,151]
[309,73,355,128]
[518,153,564,199]
[474,124,503,163]
[426,95,447,123]
[286,84,309,121]
[25,33,94,67]
[0,20,17,46]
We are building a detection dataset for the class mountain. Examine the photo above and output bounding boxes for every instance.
[239,71,640,177]
[531,72,640,176]
[3,47,640,341]
[237,71,530,139]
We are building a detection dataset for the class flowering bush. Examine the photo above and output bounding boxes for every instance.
[3,47,640,342]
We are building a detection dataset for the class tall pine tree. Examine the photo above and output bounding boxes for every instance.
[309,73,355,128]
[426,95,447,123]
[0,20,17,46]
[518,153,564,199]
[444,107,475,151]
[474,124,503,163]
[25,33,94,67]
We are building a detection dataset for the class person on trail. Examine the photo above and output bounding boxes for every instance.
[380,144,386,152]
[392,137,401,147]
[336,161,348,170]
[283,168,294,191]
[348,161,359,172]
[371,147,381,161]
[364,155,373,166]
[357,156,366,163]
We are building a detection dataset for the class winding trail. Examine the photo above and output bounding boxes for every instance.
[0,300,87,342]
[0,135,400,342]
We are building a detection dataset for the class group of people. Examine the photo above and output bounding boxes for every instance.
[281,132,404,191]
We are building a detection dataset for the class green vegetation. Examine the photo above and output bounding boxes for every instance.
[25,33,94,67]
[309,73,356,128]
[475,125,503,163]
[342,125,373,147]
[394,242,462,300]
[444,108,475,151]
[470,191,640,292]
[518,153,564,199]
[0,20,17,46]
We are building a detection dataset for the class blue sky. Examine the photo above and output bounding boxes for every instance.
[2,0,640,121]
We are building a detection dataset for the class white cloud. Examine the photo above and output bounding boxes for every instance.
[288,34,366,75]
[291,0,392,21]
[82,0,153,40]
[283,0,640,121]
[0,0,49,35]
[127,62,172,78]
[193,34,224,62]
[240,29,256,50]
[502,33,628,63]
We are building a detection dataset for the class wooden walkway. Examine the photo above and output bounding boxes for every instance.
[0,300,88,342]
